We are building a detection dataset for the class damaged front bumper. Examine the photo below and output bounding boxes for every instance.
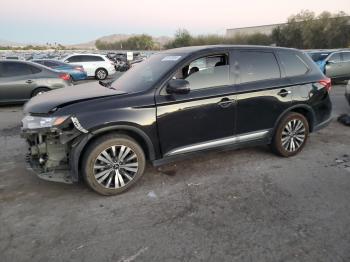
[21,116,88,184]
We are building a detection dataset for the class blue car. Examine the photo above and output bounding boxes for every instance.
[306,50,333,73]
[32,59,88,81]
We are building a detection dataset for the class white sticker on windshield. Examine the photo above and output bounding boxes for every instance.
[162,56,181,61]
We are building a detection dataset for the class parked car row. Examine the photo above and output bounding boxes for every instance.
[306,49,350,81]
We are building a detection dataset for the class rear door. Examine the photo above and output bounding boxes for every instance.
[81,55,105,76]
[0,62,40,102]
[232,50,292,136]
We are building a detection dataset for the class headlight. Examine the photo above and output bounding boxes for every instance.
[22,115,69,129]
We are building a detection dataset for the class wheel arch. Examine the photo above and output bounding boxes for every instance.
[273,104,316,133]
[71,125,156,181]
[31,86,51,97]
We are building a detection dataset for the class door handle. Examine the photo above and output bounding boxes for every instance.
[25,80,33,84]
[277,89,291,97]
[218,98,234,108]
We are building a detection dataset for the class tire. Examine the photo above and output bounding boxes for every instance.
[31,87,50,97]
[82,134,146,196]
[270,112,309,157]
[95,68,108,80]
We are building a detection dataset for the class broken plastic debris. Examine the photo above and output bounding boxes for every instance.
[147,191,157,199]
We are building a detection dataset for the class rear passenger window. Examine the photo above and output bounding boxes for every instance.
[342,52,350,61]
[234,51,280,83]
[0,62,33,77]
[82,56,104,62]
[328,53,341,63]
[278,52,309,77]
[66,56,82,63]
[29,65,42,74]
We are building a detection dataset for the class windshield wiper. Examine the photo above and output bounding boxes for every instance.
[99,80,117,90]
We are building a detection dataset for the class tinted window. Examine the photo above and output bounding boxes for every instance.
[66,55,82,63]
[342,52,350,61]
[81,55,104,62]
[234,51,280,83]
[328,53,341,63]
[184,55,229,90]
[308,52,331,62]
[44,61,61,67]
[0,62,37,77]
[111,53,184,93]
[30,65,42,74]
[278,52,309,77]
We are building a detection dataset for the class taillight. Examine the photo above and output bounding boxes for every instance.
[59,73,71,81]
[318,77,332,92]
[74,66,84,71]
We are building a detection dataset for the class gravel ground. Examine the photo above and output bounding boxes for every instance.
[0,83,349,262]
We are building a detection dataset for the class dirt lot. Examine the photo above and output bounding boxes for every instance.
[0,83,349,262]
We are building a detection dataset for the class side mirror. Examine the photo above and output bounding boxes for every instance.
[166,79,190,94]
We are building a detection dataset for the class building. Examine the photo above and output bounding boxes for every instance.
[226,23,284,38]
[226,16,350,38]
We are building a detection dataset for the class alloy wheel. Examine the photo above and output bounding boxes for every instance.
[93,145,138,189]
[96,70,107,80]
[281,119,306,152]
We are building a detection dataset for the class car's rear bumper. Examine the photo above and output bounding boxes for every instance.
[313,115,332,132]
[71,72,88,81]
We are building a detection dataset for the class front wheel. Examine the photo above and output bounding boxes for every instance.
[270,112,309,157]
[95,68,108,80]
[82,134,146,195]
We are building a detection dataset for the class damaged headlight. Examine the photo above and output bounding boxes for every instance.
[22,115,69,129]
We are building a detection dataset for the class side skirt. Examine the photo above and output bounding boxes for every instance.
[152,129,271,167]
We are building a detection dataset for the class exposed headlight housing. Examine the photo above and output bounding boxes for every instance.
[22,115,69,129]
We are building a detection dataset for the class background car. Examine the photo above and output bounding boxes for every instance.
[307,50,350,80]
[61,54,116,80]
[0,60,71,104]
[346,80,350,106]
[32,59,87,81]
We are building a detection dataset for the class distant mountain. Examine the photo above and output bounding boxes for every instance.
[68,34,173,49]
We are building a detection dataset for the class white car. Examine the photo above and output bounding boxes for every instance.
[61,54,116,80]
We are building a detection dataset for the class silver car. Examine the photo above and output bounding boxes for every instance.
[345,80,350,106]
[324,51,350,80]
[308,50,350,81]
[0,60,72,104]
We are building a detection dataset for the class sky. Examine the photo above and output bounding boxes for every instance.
[0,0,349,45]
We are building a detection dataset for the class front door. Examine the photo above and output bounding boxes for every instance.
[325,52,342,78]
[156,53,237,157]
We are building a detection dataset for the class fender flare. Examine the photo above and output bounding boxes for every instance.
[69,125,156,182]
[272,104,316,134]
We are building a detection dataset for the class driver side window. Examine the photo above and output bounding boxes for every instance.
[328,53,341,63]
[174,54,230,91]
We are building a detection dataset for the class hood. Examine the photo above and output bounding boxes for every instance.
[24,81,125,114]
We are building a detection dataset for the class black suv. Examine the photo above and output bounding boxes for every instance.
[21,45,332,195]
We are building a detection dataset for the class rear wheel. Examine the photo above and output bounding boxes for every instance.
[31,87,50,97]
[95,68,108,80]
[271,112,309,157]
[82,134,146,195]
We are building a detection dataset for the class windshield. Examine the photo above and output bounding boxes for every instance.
[111,53,183,93]
[308,52,331,62]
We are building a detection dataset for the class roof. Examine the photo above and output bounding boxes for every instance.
[163,45,297,54]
